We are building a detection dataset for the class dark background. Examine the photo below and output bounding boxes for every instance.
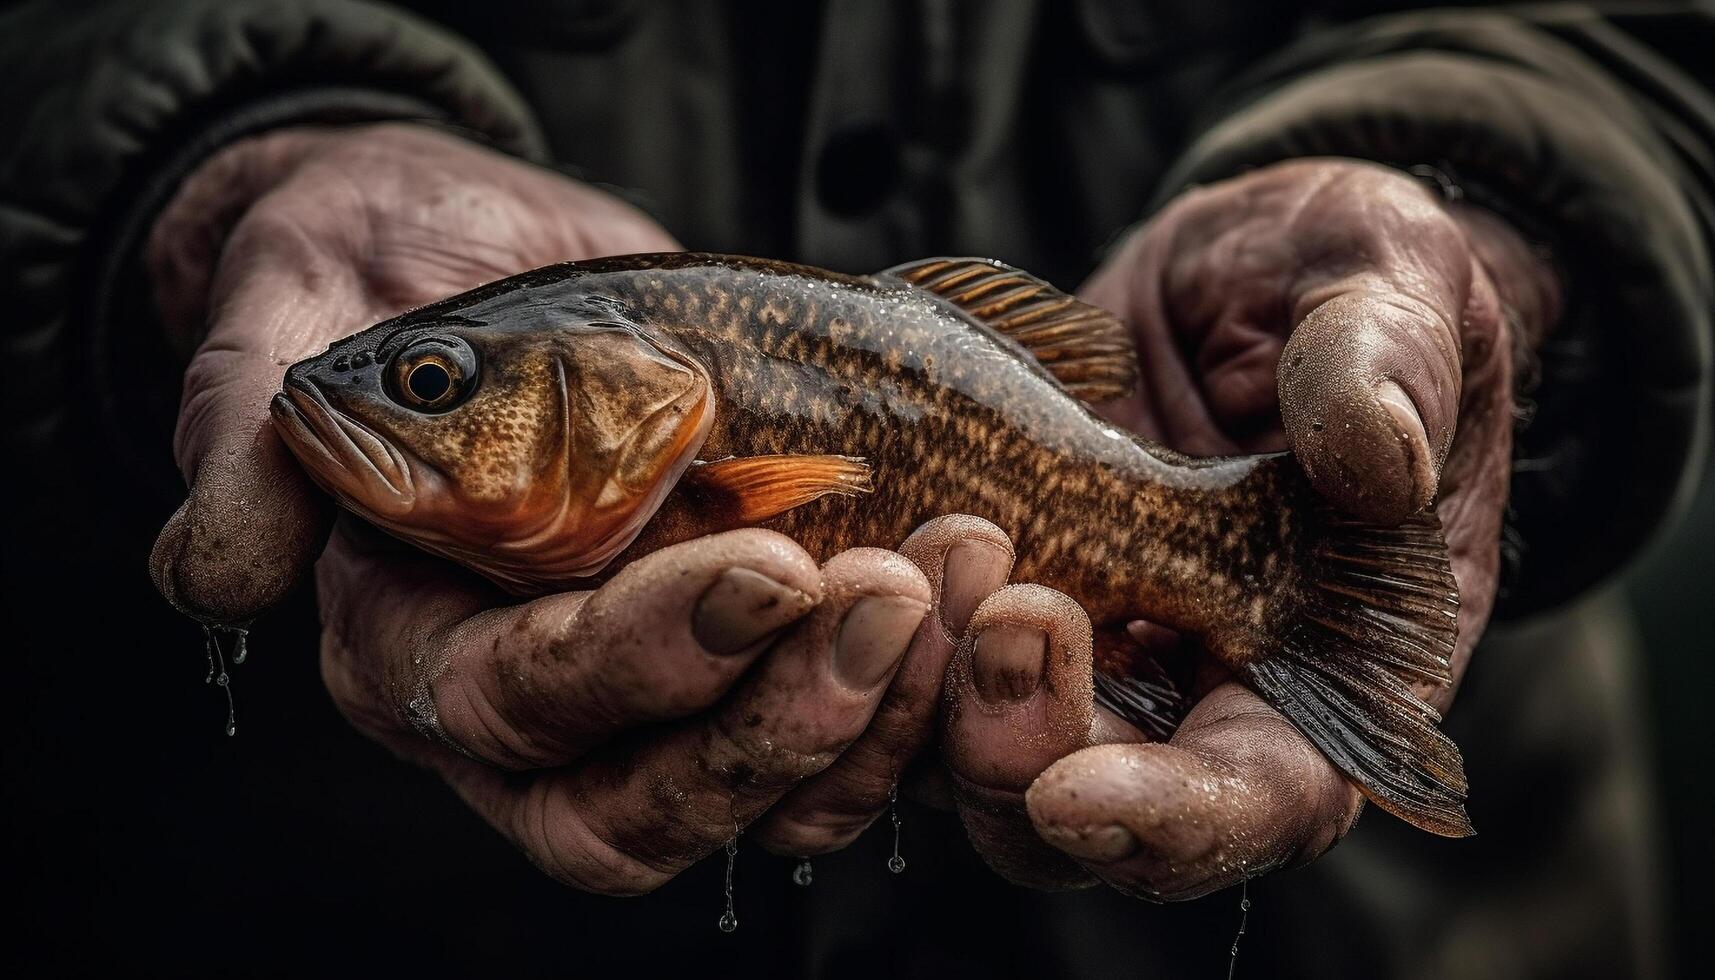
[0,0,1709,973]
[4,400,1710,978]
[1626,429,1715,977]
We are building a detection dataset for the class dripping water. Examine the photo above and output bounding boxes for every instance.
[201,625,237,736]
[717,833,739,933]
[886,784,906,874]
[792,858,813,887]
[1227,878,1251,979]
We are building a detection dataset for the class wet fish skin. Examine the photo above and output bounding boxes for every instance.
[514,256,1294,650]
[272,253,1468,837]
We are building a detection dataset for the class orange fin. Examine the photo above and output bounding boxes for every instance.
[883,257,1138,403]
[685,454,873,523]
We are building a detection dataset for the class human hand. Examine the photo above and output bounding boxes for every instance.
[938,158,1560,898]
[314,514,1028,891]
[140,122,1034,891]
[146,122,677,624]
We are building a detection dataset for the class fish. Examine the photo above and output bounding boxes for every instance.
[271,253,1470,837]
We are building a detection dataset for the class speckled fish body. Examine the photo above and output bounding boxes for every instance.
[274,253,1470,837]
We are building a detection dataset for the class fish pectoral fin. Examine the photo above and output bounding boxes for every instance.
[685,454,874,523]
[1244,509,1473,838]
[881,257,1138,404]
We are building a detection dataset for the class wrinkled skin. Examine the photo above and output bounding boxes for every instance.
[147,123,1017,889]
[148,126,1557,900]
[938,159,1560,898]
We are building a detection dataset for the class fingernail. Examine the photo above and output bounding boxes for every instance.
[835,595,928,688]
[971,626,1047,704]
[148,503,191,610]
[692,567,816,655]
[1035,822,1140,864]
[940,540,1011,637]
[1375,378,1433,511]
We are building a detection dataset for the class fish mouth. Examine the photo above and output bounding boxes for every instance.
[271,381,419,517]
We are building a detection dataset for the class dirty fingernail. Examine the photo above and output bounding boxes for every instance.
[693,567,817,655]
[971,626,1047,704]
[1375,378,1434,510]
[1035,822,1140,864]
[940,540,1011,637]
[835,595,928,688]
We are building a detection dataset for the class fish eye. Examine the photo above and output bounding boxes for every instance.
[387,336,477,412]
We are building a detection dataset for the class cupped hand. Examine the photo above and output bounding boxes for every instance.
[142,123,1035,891]
[146,122,677,624]
[938,159,1560,898]
[315,515,1024,891]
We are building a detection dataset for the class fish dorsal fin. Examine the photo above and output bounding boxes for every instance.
[883,257,1138,403]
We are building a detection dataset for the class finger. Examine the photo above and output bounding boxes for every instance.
[942,584,1100,889]
[148,191,373,623]
[1277,184,1476,523]
[1026,681,1362,902]
[1427,258,1514,702]
[318,528,824,769]
[752,515,1013,855]
[450,549,929,894]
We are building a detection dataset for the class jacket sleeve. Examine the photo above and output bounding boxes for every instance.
[1155,3,1715,618]
[0,0,547,503]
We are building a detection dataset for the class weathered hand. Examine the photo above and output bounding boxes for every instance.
[939,159,1560,898]
[312,513,1020,890]
[142,123,1030,891]
[146,122,677,623]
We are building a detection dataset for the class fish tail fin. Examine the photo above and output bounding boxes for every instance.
[1245,504,1474,838]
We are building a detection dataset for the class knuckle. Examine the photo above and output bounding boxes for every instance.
[514,784,673,896]
[755,806,873,856]
[712,711,842,792]
[557,606,731,726]
[824,547,933,598]
[318,630,415,748]
[426,667,554,770]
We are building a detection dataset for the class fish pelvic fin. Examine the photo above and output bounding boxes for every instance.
[1093,671,1188,743]
[881,257,1138,404]
[1091,624,1190,741]
[1244,508,1474,838]
[685,453,873,523]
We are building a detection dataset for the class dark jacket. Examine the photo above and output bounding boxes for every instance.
[1,1,1709,976]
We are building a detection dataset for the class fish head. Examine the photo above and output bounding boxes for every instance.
[271,305,714,591]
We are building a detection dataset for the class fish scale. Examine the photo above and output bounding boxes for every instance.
[273,253,1472,838]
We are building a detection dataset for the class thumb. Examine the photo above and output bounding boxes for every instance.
[148,347,334,624]
[148,202,356,623]
[1277,275,1467,524]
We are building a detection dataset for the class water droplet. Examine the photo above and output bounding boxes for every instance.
[231,628,249,665]
[887,783,905,874]
[1228,878,1251,979]
[718,831,739,933]
[792,858,813,887]
[198,625,238,737]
